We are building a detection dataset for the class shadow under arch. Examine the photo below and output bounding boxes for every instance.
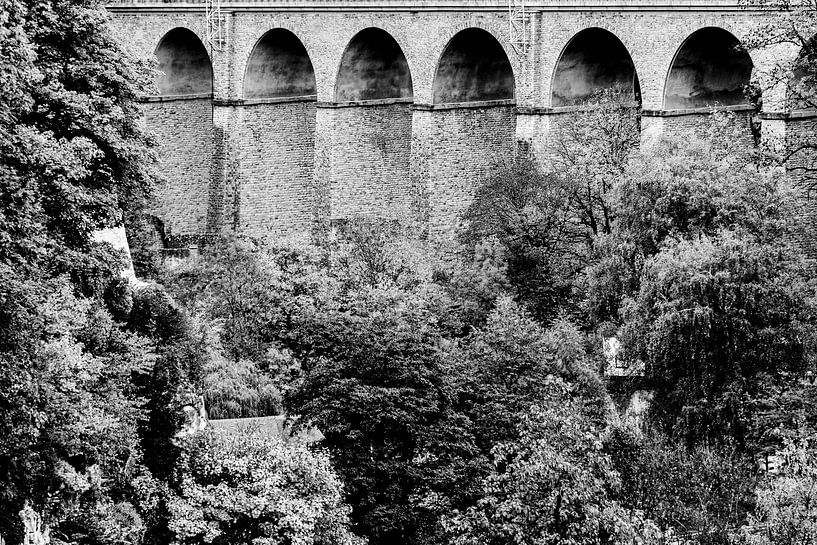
[334,27,413,102]
[244,29,317,99]
[155,27,213,96]
[432,28,514,104]
[664,27,753,110]
[551,27,640,107]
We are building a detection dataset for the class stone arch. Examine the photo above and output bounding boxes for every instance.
[154,27,212,96]
[244,29,317,99]
[334,27,413,102]
[551,27,640,107]
[664,27,753,110]
[432,28,515,103]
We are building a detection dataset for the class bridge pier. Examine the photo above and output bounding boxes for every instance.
[317,100,414,227]
[209,102,240,236]
[412,102,517,241]
[143,95,214,243]
[514,111,551,162]
[762,110,817,255]
[233,97,317,238]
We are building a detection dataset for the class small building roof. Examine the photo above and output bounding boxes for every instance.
[209,415,324,444]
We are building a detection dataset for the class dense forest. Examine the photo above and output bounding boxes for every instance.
[2,0,817,544]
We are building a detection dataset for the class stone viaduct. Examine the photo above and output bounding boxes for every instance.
[106,0,814,244]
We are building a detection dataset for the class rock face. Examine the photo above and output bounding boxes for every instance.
[176,395,210,437]
[92,225,137,283]
[108,0,801,245]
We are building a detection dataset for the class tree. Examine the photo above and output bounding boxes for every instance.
[167,430,364,545]
[444,378,658,545]
[462,90,640,324]
[0,0,155,280]
[606,425,756,542]
[449,297,607,457]
[587,113,799,325]
[0,279,156,544]
[460,153,579,324]
[412,299,612,545]
[286,286,459,545]
[549,88,641,241]
[0,0,158,540]
[620,232,815,447]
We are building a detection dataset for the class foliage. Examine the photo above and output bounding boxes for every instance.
[167,430,364,545]
[587,113,799,325]
[618,118,795,252]
[164,235,346,362]
[741,0,817,184]
[0,0,160,539]
[441,237,512,329]
[286,285,457,545]
[335,218,432,290]
[741,0,817,111]
[203,356,282,419]
[461,153,578,323]
[0,279,155,544]
[462,91,640,325]
[164,237,287,363]
[620,232,815,447]
[445,378,658,545]
[607,425,756,542]
[753,377,817,449]
[549,88,641,240]
[127,285,208,480]
[0,0,155,283]
[450,297,607,455]
[740,429,817,545]
[422,301,616,545]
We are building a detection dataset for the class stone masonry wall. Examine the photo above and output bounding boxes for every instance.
[413,105,517,240]
[325,103,413,221]
[236,101,316,237]
[659,111,756,144]
[142,98,213,238]
[785,116,817,257]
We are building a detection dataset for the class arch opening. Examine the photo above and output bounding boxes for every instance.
[664,27,752,110]
[155,28,213,96]
[432,28,514,104]
[244,29,317,99]
[552,28,640,107]
[334,28,413,102]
